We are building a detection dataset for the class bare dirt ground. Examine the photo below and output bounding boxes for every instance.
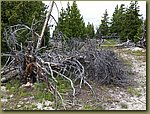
[102,48,146,110]
[1,47,146,110]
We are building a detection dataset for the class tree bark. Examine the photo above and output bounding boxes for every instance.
[36,1,54,50]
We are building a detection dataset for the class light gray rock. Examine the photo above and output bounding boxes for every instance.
[1,98,8,102]
[36,103,43,110]
[44,100,53,106]
[17,104,21,108]
[43,107,55,110]
[9,94,13,98]
[1,86,6,91]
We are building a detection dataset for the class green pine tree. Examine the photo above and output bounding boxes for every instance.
[86,22,95,38]
[99,9,109,36]
[53,1,86,39]
[123,1,143,42]
[134,19,146,43]
[110,5,120,35]
[118,4,126,42]
[69,1,86,38]
[109,1,143,43]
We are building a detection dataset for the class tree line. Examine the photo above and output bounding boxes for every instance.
[1,1,146,57]
[98,1,146,43]
[53,1,146,43]
[52,1,95,40]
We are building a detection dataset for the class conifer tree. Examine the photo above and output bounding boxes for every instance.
[124,1,143,42]
[99,9,109,36]
[53,1,86,39]
[109,1,143,43]
[69,1,86,38]
[117,4,126,42]
[86,22,95,38]
[110,5,120,35]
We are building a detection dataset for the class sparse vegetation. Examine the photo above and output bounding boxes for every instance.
[131,50,146,56]
[102,39,118,46]
[123,49,146,56]
[127,86,142,97]
[33,83,53,102]
[83,104,104,110]
[2,76,75,110]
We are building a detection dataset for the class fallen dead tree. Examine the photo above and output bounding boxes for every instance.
[1,1,134,110]
[1,29,133,109]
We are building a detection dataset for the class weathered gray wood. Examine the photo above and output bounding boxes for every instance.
[36,1,55,50]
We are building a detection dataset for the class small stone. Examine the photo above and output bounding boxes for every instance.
[110,102,116,108]
[43,107,55,110]
[20,82,33,88]
[1,78,6,83]
[9,94,13,98]
[23,98,28,101]
[36,103,43,110]
[26,101,30,104]
[19,101,24,104]
[120,92,124,95]
[1,86,6,91]
[1,98,8,102]
[120,102,128,109]
[44,100,53,106]
[17,104,21,108]
[24,82,33,87]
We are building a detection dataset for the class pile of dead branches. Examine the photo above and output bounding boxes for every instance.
[1,31,133,108]
[61,38,132,86]
[1,1,133,110]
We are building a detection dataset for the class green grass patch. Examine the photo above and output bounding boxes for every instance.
[6,79,20,93]
[102,39,118,46]
[127,86,142,97]
[56,76,72,93]
[99,39,118,49]
[18,88,32,97]
[83,105,93,110]
[100,45,115,49]
[33,82,53,102]
[5,79,33,98]
[131,50,146,56]
[3,75,77,110]
[83,104,104,110]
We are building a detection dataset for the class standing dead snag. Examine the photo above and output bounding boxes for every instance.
[36,1,54,50]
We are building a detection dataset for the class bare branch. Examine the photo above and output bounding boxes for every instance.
[36,1,55,50]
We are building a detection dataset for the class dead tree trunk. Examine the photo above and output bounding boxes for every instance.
[36,1,54,50]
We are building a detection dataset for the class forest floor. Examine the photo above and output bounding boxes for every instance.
[1,47,146,110]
